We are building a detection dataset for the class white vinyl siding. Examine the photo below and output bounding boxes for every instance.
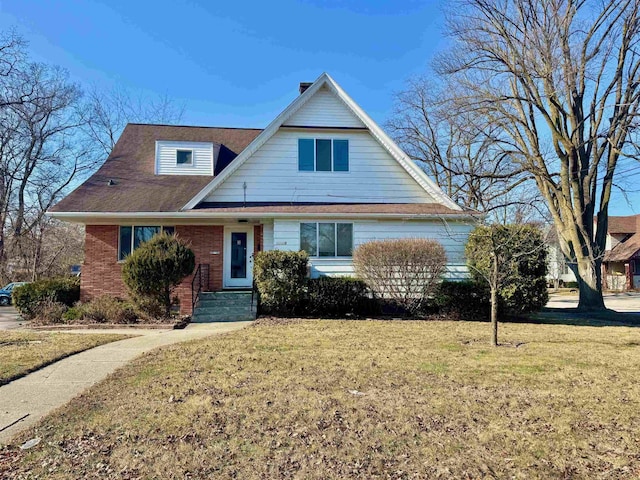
[205,130,434,203]
[284,86,365,128]
[155,141,217,176]
[262,222,274,251]
[270,218,471,280]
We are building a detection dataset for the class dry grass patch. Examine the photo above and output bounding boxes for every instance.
[2,320,640,479]
[0,331,130,385]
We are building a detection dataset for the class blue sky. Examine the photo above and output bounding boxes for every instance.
[0,0,636,214]
[0,0,446,127]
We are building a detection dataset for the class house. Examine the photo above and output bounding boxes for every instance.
[49,73,475,314]
[545,214,640,291]
[602,214,640,291]
[545,226,577,288]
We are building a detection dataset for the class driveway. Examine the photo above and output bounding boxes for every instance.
[0,306,25,330]
[547,291,640,313]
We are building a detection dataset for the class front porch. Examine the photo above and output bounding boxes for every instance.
[81,222,265,316]
[602,259,640,292]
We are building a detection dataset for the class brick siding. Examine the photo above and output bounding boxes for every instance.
[254,224,263,254]
[82,224,224,315]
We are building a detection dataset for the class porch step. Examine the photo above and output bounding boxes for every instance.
[192,291,256,323]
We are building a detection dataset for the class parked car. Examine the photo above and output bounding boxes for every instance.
[0,282,28,306]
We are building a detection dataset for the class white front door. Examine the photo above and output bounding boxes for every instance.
[223,226,254,288]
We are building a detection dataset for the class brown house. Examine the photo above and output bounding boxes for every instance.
[603,215,640,291]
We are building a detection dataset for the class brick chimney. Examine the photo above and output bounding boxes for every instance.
[299,82,312,94]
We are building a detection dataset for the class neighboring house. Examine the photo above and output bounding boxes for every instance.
[545,214,640,291]
[545,226,578,288]
[49,73,475,314]
[602,215,640,291]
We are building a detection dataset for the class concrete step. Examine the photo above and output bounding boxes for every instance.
[192,313,255,323]
[197,299,254,308]
[199,292,251,298]
[195,307,254,316]
[192,290,255,323]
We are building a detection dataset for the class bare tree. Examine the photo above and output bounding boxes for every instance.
[7,218,83,281]
[387,75,539,215]
[438,0,640,310]
[0,31,185,282]
[83,85,184,160]
[465,223,548,346]
[0,39,91,281]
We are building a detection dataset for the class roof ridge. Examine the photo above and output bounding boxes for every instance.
[127,123,263,130]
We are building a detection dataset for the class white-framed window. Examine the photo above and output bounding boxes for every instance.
[300,222,353,257]
[118,226,175,261]
[176,149,193,166]
[298,139,349,172]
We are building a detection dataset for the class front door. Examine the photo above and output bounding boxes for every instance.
[223,226,254,288]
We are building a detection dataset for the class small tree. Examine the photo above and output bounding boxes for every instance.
[353,238,447,315]
[121,233,195,317]
[465,225,548,345]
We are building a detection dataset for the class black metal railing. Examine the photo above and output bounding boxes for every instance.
[191,263,210,313]
[250,279,259,315]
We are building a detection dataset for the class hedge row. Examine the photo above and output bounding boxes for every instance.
[253,250,376,317]
[253,251,493,319]
[13,277,80,319]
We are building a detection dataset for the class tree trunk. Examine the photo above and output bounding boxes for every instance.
[490,285,498,346]
[575,257,606,311]
[490,253,499,347]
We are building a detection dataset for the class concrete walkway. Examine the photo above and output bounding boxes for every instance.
[0,322,251,444]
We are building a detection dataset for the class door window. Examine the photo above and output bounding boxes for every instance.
[231,232,248,278]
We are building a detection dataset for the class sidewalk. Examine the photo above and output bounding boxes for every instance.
[0,322,252,444]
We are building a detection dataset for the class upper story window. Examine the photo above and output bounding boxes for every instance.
[118,226,175,261]
[298,139,349,172]
[176,149,193,165]
[300,222,353,257]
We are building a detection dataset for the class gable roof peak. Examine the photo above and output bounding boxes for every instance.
[182,73,462,211]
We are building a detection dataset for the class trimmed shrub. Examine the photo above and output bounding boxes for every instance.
[62,306,82,322]
[353,238,447,315]
[306,276,374,317]
[32,298,68,325]
[13,277,80,319]
[430,280,490,320]
[465,224,549,315]
[122,233,195,318]
[254,250,308,315]
[80,296,138,324]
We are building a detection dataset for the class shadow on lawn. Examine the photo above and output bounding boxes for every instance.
[511,308,640,328]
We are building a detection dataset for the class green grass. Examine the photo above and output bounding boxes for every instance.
[2,320,640,479]
[0,331,130,385]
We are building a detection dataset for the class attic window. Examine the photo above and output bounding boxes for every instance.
[176,149,193,165]
[298,139,349,172]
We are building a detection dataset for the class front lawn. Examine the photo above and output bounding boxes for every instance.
[2,320,640,478]
[0,331,130,385]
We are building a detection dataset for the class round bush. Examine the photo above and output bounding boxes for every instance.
[253,250,308,315]
[353,238,447,315]
[121,233,195,317]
